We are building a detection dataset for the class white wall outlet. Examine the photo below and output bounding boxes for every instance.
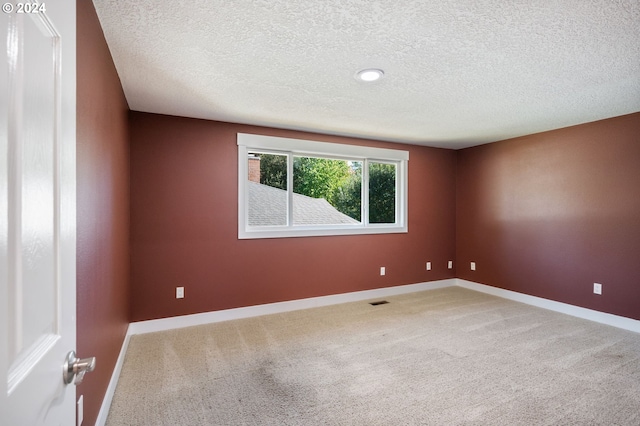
[77,395,84,426]
[176,287,185,299]
[448,260,453,269]
[593,283,602,295]
[426,262,431,271]
[470,262,476,271]
[380,267,386,276]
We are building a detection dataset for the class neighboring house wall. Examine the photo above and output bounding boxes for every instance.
[129,112,457,321]
[248,155,261,183]
[456,112,640,321]
[76,1,130,425]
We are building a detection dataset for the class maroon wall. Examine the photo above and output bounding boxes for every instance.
[76,1,130,424]
[456,113,640,320]
[129,113,457,321]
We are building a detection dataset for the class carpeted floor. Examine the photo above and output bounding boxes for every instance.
[105,287,640,425]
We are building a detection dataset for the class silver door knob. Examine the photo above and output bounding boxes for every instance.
[63,351,96,385]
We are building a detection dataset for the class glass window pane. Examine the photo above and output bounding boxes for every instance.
[292,156,362,225]
[238,132,409,239]
[369,162,396,224]
[247,152,287,226]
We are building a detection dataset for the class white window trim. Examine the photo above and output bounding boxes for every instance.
[238,133,409,239]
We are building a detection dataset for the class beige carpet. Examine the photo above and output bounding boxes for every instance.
[106,287,640,425]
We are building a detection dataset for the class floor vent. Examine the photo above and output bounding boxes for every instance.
[369,300,389,306]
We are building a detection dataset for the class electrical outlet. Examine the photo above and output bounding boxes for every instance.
[426,262,431,271]
[470,262,476,271]
[176,287,184,299]
[448,260,453,269]
[77,395,84,426]
[593,283,602,295]
[380,267,386,276]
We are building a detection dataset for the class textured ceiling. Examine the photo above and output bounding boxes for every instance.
[93,0,640,149]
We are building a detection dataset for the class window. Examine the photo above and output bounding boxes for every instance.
[238,133,408,239]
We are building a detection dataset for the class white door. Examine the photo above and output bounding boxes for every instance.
[1,0,80,425]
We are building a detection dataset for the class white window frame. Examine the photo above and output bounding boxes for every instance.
[238,133,409,239]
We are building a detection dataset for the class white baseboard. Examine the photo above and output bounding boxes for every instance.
[127,279,456,335]
[95,326,131,426]
[127,278,640,336]
[456,279,640,334]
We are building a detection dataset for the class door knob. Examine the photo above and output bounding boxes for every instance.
[63,351,96,385]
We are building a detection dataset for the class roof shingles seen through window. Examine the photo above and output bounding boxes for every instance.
[248,181,359,227]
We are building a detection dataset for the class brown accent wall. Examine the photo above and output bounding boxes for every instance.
[129,113,457,321]
[76,1,130,425]
[456,113,640,320]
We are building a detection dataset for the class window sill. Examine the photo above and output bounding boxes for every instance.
[238,224,408,240]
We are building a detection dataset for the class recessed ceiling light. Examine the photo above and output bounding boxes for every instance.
[356,68,384,82]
